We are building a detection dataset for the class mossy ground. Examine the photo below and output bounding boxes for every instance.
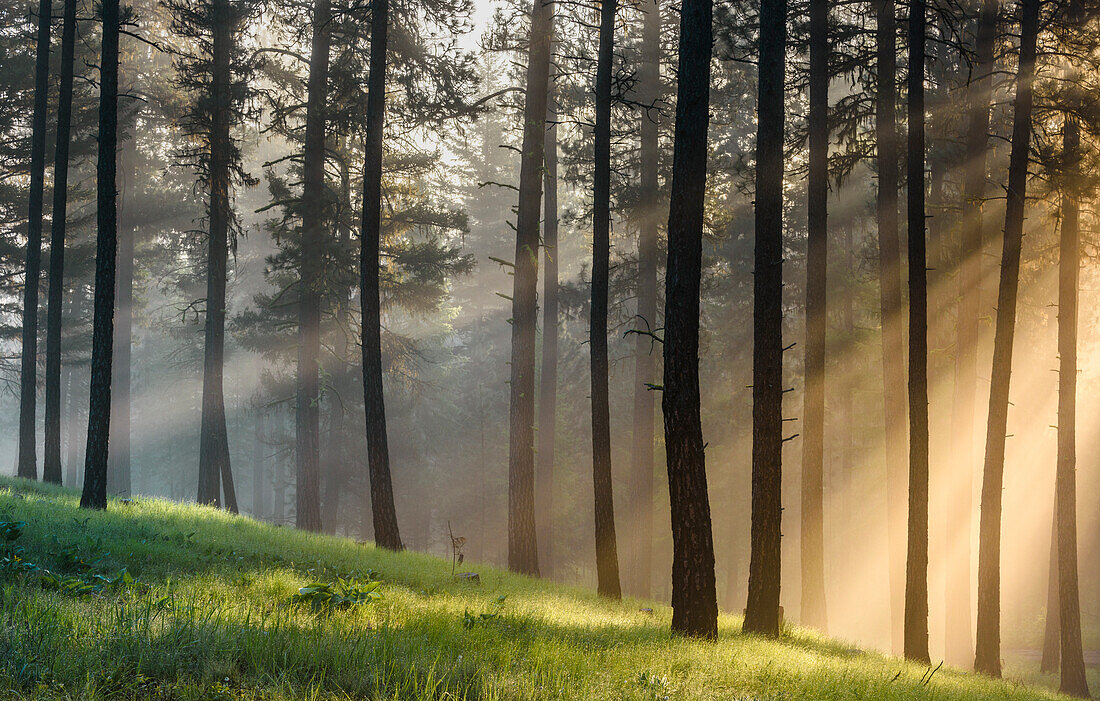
[0,476,1091,700]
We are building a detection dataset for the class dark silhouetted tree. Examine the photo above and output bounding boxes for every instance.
[44,0,79,485]
[903,0,929,664]
[974,0,1040,676]
[361,0,403,551]
[81,0,122,511]
[663,0,717,639]
[744,0,787,638]
[18,0,52,481]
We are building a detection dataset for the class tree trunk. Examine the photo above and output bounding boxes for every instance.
[1041,504,1060,672]
[590,0,622,601]
[974,0,1039,676]
[109,135,135,498]
[744,0,786,638]
[946,0,995,667]
[197,1,237,512]
[295,0,332,532]
[536,64,559,579]
[800,0,828,633]
[507,0,553,576]
[253,407,266,518]
[360,0,403,550]
[903,0,929,663]
[322,143,353,535]
[63,363,81,487]
[630,0,660,601]
[947,6,993,669]
[274,410,286,523]
[81,0,120,510]
[875,0,907,654]
[1054,114,1089,699]
[663,0,717,639]
[18,0,53,481]
[44,0,78,485]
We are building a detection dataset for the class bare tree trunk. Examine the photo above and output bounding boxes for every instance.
[946,0,995,666]
[507,0,553,576]
[81,0,120,511]
[800,0,828,633]
[64,363,85,487]
[360,0,403,550]
[744,0,787,638]
[109,134,135,499]
[875,0,907,653]
[536,68,559,579]
[663,0,718,639]
[295,0,332,532]
[1054,114,1089,699]
[44,0,79,485]
[18,0,53,481]
[253,407,266,518]
[1041,505,1060,672]
[590,0,622,601]
[630,0,660,600]
[197,1,237,512]
[903,0,929,663]
[974,0,1039,676]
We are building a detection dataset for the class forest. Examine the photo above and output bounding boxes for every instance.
[0,0,1098,697]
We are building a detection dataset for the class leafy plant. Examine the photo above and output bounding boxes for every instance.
[462,595,507,630]
[0,520,26,544]
[290,577,382,612]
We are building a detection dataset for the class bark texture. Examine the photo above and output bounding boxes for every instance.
[81,0,121,511]
[361,0,403,551]
[197,0,237,512]
[630,0,660,600]
[663,0,717,639]
[19,0,53,481]
[536,65,558,578]
[1054,114,1089,699]
[590,0,622,601]
[507,0,553,576]
[903,0,929,663]
[44,0,79,485]
[744,0,787,638]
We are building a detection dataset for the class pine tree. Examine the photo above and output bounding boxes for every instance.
[18,0,53,481]
[974,0,1041,676]
[630,0,660,600]
[81,0,122,511]
[43,0,79,485]
[296,0,334,532]
[903,0,930,663]
[799,0,828,633]
[590,0,622,601]
[361,0,403,551]
[744,0,787,638]
[663,0,717,639]
[507,0,553,576]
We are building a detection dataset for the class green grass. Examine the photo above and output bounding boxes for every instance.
[0,476,1087,700]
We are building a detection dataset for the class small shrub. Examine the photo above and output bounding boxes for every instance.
[290,577,382,612]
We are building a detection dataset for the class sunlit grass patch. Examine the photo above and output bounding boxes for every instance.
[0,476,1083,699]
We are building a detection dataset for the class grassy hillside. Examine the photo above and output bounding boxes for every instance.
[0,477,1086,700]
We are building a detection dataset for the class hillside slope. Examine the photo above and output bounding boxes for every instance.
[0,477,1078,700]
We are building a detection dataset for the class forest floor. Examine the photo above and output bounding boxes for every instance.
[0,476,1092,700]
